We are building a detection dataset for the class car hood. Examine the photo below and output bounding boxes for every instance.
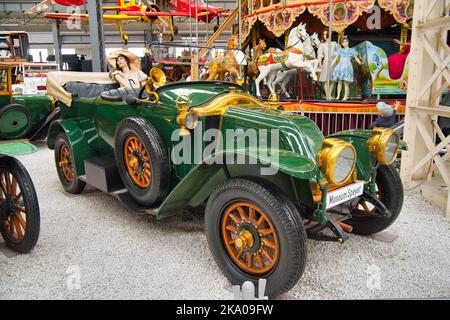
[221,106,324,165]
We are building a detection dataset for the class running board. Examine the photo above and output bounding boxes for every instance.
[80,157,156,216]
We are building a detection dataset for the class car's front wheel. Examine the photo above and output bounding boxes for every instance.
[205,178,307,297]
[348,164,404,235]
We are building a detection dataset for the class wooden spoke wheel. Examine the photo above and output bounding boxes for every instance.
[351,183,381,219]
[205,178,307,297]
[0,169,27,242]
[124,135,152,189]
[54,132,85,194]
[221,201,279,275]
[347,165,404,235]
[59,142,74,182]
[115,118,170,207]
[0,156,39,253]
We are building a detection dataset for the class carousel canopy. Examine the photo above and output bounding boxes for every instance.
[242,0,414,40]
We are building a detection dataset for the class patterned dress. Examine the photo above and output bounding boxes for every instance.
[332,48,357,82]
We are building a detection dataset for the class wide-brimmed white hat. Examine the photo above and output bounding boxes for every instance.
[107,50,141,72]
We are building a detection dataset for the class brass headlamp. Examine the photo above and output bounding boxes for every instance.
[367,128,400,165]
[175,95,198,136]
[316,138,357,185]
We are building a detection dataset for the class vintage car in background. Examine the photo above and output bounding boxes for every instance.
[0,64,59,140]
[0,140,40,253]
[45,69,404,296]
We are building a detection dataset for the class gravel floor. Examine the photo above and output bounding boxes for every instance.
[0,142,449,299]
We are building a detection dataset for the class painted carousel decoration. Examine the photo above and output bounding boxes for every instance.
[378,0,414,24]
[308,0,376,33]
[255,23,319,98]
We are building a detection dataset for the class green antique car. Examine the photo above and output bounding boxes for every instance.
[0,65,59,140]
[0,140,40,253]
[46,69,404,296]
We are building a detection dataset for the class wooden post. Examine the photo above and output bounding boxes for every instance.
[400,0,450,217]
[190,53,199,81]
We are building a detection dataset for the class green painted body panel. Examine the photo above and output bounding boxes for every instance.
[0,141,38,157]
[0,95,11,106]
[0,94,53,139]
[48,119,95,176]
[48,81,377,219]
[12,95,53,126]
[157,149,316,219]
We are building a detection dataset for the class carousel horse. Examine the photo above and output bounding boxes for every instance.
[267,32,321,99]
[207,35,242,82]
[255,23,319,98]
[247,39,267,85]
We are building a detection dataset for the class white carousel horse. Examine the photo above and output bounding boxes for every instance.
[255,23,319,98]
[268,32,321,99]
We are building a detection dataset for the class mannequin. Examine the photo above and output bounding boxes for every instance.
[331,36,361,101]
[317,30,339,100]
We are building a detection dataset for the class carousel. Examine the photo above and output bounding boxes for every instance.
[148,0,413,136]
[236,0,413,135]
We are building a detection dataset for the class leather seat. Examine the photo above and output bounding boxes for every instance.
[64,82,119,99]
[100,87,147,102]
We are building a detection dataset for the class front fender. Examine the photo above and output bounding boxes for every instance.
[156,149,316,219]
[47,119,95,176]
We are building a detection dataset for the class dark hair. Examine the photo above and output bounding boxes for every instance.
[116,54,131,71]
[321,30,329,42]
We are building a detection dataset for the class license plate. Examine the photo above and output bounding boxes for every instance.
[326,181,364,209]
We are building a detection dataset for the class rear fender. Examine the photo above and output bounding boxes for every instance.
[47,119,95,176]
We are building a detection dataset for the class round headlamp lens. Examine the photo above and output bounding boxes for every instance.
[384,133,399,164]
[334,146,355,184]
[185,111,198,129]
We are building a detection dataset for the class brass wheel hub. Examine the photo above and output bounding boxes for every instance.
[221,201,279,275]
[235,229,254,249]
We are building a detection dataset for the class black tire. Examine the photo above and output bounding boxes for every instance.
[54,132,85,194]
[0,104,32,140]
[348,165,404,235]
[0,156,40,253]
[205,178,307,297]
[115,117,170,207]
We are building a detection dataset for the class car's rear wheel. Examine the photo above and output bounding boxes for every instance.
[347,165,403,235]
[205,178,307,297]
[54,132,85,194]
[115,118,170,207]
[0,156,40,253]
[0,104,32,140]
